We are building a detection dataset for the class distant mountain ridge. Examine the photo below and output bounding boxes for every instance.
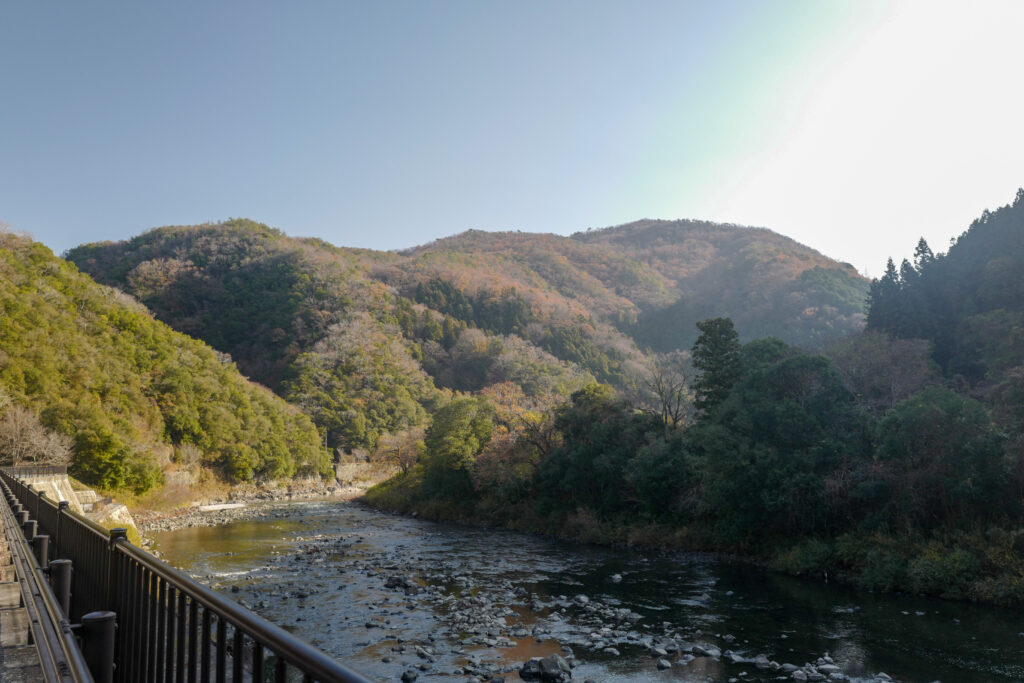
[397,218,868,350]
[66,216,867,458]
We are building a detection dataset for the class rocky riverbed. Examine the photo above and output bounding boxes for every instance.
[135,482,364,535]
[151,501,1024,683]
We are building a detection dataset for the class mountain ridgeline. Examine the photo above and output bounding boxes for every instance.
[66,218,866,459]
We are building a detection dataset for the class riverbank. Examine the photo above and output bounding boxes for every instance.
[362,476,1024,609]
[134,479,365,536]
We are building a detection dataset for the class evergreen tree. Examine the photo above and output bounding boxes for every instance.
[866,258,902,331]
[691,317,742,413]
[913,237,934,272]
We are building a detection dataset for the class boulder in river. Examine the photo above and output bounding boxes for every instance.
[519,654,572,682]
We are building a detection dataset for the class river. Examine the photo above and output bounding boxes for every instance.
[150,500,1024,682]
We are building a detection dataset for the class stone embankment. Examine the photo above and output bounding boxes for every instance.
[135,482,363,536]
[13,471,139,537]
[136,460,394,537]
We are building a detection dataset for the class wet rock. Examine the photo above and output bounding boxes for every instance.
[691,645,721,658]
[519,655,571,682]
[656,658,671,670]
[400,670,418,682]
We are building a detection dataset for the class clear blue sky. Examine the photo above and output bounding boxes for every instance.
[3,1,1023,275]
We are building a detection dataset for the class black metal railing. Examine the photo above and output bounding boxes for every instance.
[5,464,69,478]
[0,468,372,683]
[0,476,94,682]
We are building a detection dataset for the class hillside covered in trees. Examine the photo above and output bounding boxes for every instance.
[67,217,865,463]
[0,230,331,493]
[66,221,597,462]
[367,193,1024,606]
[391,219,867,356]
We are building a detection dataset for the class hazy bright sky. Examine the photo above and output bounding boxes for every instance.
[3,1,1023,276]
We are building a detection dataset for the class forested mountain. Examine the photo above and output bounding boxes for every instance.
[67,221,596,458]
[0,230,331,493]
[67,217,865,461]
[393,219,868,354]
[366,193,1024,606]
[575,219,868,350]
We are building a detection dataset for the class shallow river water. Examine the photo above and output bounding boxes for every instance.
[151,501,1024,682]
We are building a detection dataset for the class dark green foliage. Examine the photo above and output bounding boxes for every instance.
[540,326,626,385]
[420,397,495,500]
[872,387,1008,530]
[691,345,865,542]
[691,317,742,413]
[279,314,438,451]
[67,220,356,386]
[537,385,662,517]
[0,232,331,492]
[414,278,537,339]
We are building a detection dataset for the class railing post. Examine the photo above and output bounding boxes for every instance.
[28,484,39,520]
[81,610,117,683]
[22,518,37,540]
[107,528,128,617]
[17,509,29,527]
[50,559,73,616]
[56,500,70,551]
[31,534,49,568]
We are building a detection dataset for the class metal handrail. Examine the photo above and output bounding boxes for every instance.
[0,467,373,683]
[4,464,68,478]
[117,541,369,682]
[0,479,94,682]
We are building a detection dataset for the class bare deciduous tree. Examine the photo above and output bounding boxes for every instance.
[0,405,73,466]
[375,427,424,474]
[634,351,694,435]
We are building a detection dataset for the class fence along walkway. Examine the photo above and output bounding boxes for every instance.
[0,467,372,683]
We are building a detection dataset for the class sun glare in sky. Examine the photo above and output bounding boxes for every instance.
[2,1,1022,276]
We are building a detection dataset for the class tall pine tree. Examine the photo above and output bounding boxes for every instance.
[691,317,742,413]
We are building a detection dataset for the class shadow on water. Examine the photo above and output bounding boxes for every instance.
[152,501,1024,682]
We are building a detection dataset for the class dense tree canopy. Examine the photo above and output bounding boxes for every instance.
[0,231,331,491]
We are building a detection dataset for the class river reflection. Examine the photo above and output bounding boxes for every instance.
[151,501,1024,682]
